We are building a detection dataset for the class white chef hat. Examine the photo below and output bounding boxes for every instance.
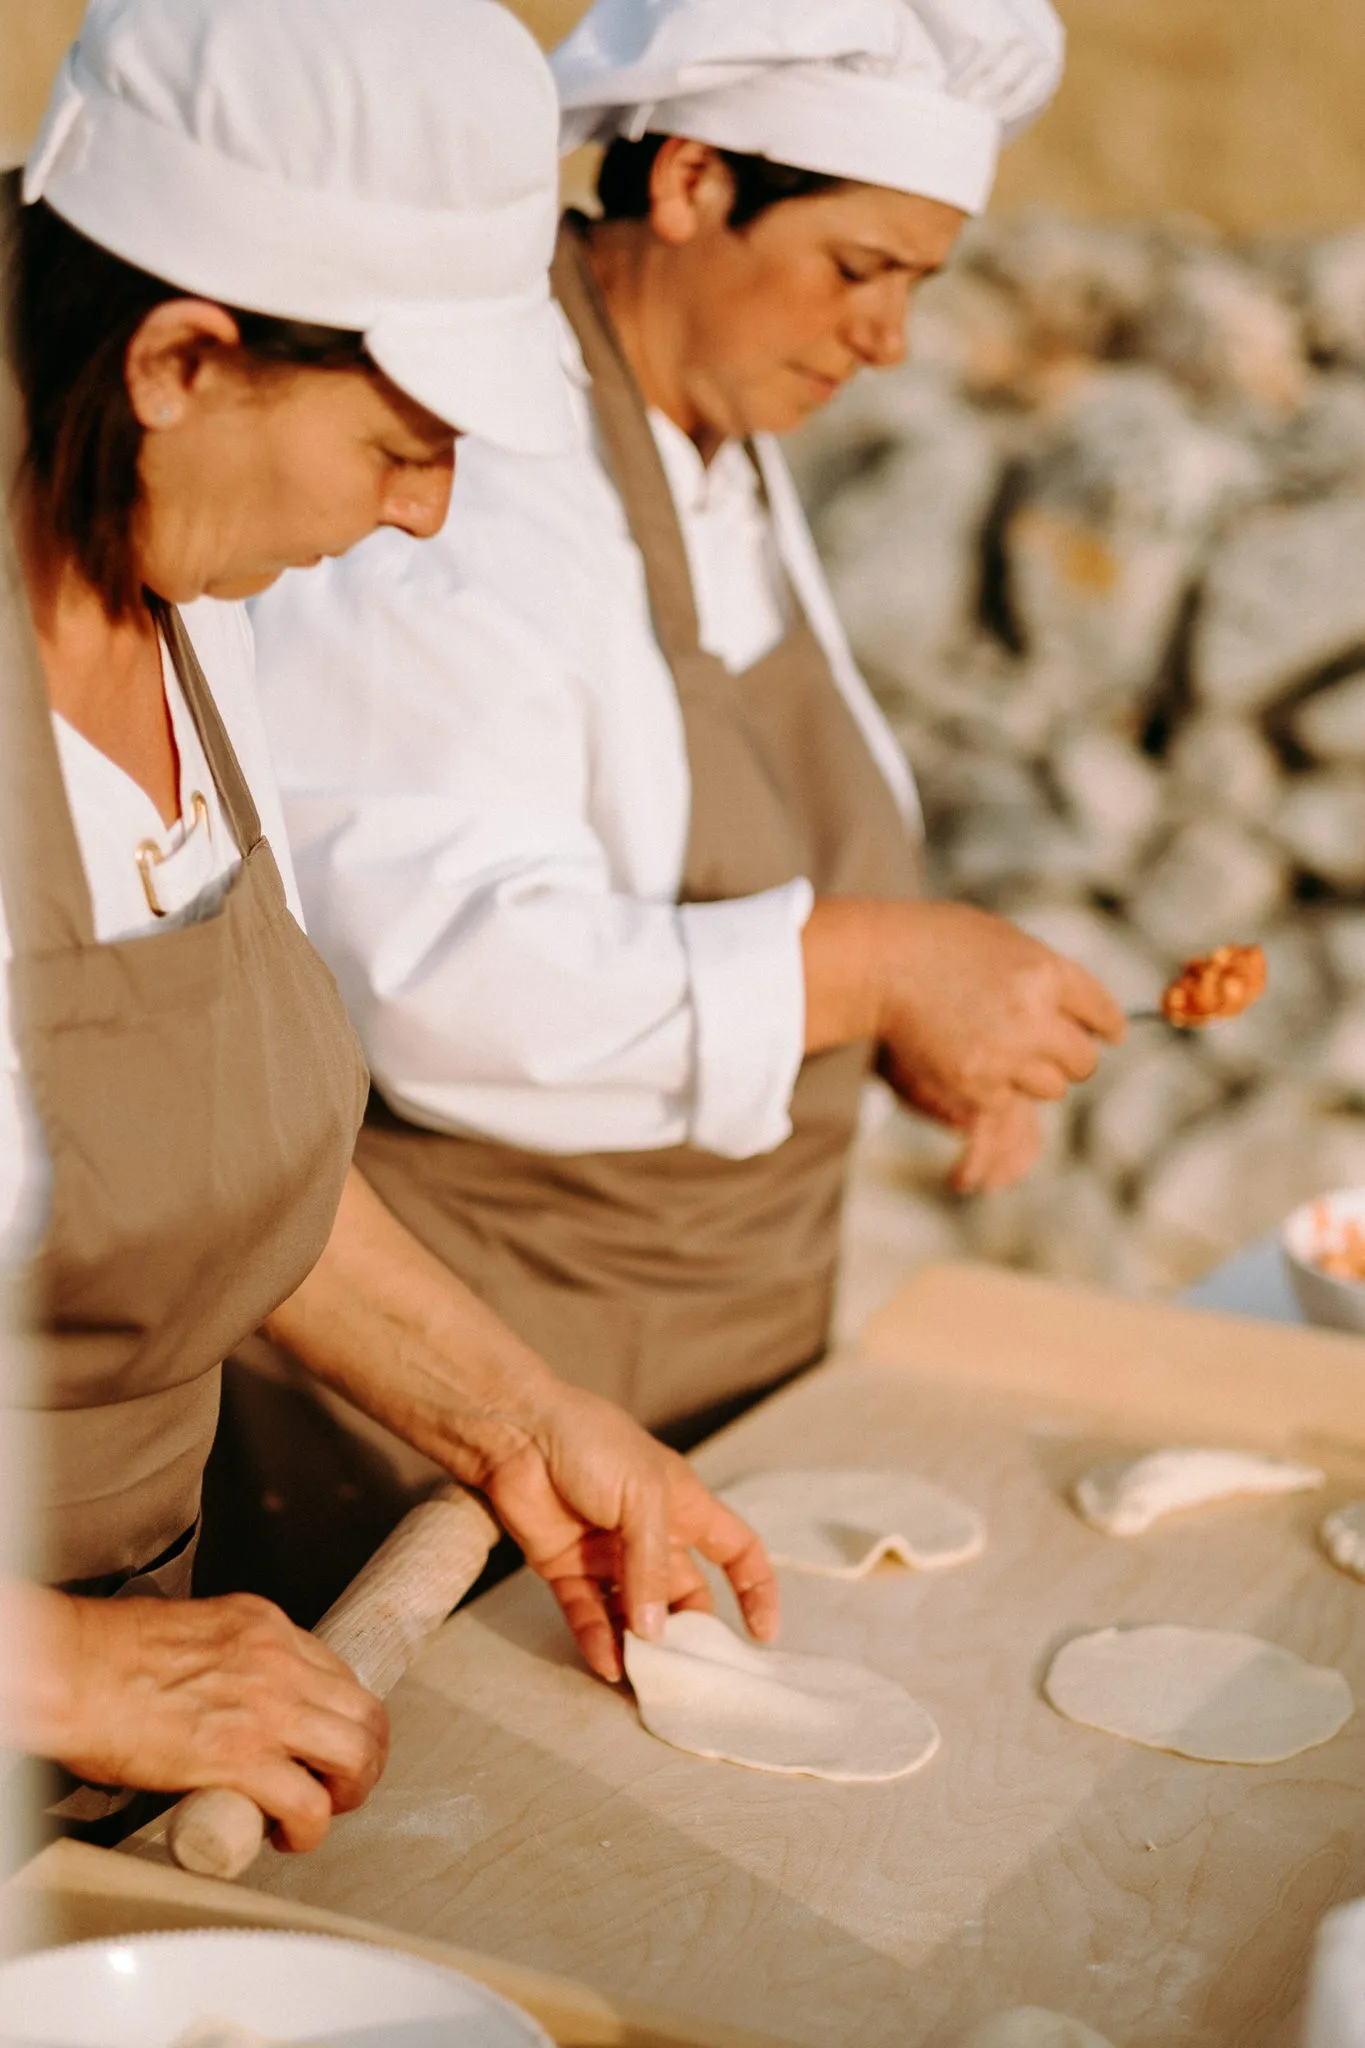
[23,0,574,454]
[553,0,1065,217]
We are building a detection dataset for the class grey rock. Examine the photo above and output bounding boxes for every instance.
[1086,1038,1225,1185]
[1193,494,1365,711]
[1138,252,1307,414]
[1316,997,1365,1099]
[1290,668,1365,765]
[1048,728,1165,881]
[1300,228,1365,369]
[939,794,1091,901]
[1273,771,1365,889]
[1320,911,1365,990]
[1133,1080,1333,1286]
[1269,375,1365,500]
[1166,715,1283,825]
[965,209,1157,358]
[1125,819,1287,956]
[818,387,1004,671]
[1006,370,1263,697]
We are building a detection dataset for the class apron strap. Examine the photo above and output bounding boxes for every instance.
[552,213,706,668]
[0,173,98,954]
[148,597,262,854]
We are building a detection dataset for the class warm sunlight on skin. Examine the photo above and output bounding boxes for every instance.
[124,300,458,603]
[587,138,966,455]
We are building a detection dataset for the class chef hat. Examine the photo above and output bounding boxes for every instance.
[553,0,1064,217]
[23,0,574,453]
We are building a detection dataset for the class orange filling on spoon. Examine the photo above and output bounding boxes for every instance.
[1160,943,1267,1027]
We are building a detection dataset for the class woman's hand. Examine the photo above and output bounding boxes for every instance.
[950,1091,1046,1194]
[267,1170,779,1684]
[804,898,1124,1131]
[1,1581,387,1852]
[480,1381,780,1682]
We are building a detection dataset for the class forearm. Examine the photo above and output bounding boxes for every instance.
[264,1167,561,1488]
[0,1579,83,1759]
[800,897,890,1053]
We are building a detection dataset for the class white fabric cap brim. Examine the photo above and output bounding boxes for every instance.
[368,293,578,454]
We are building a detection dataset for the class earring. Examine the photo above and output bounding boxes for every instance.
[156,403,177,426]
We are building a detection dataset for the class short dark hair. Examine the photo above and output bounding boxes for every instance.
[596,134,845,229]
[6,184,371,620]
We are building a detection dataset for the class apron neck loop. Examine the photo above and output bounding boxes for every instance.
[146,595,262,854]
[553,212,705,668]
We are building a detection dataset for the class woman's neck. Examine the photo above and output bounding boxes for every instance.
[583,220,724,465]
[18,498,182,829]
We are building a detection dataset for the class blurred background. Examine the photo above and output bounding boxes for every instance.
[7,0,1365,1314]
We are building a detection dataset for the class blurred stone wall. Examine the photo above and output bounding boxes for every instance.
[793,212,1365,1314]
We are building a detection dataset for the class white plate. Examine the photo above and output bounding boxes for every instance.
[0,1929,554,2047]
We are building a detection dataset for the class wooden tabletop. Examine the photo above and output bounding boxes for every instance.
[134,1263,1365,2047]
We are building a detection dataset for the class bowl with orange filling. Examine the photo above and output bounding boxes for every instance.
[1283,1188,1365,1335]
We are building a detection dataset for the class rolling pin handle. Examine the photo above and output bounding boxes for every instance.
[166,1784,268,1881]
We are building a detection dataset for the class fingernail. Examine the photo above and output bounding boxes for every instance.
[639,1602,667,1641]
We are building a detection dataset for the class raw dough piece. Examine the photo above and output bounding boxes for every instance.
[1073,1446,1323,1536]
[623,1610,940,1782]
[956,2010,1116,2048]
[721,1467,984,1577]
[1322,1501,1365,1580]
[1045,1625,1354,1763]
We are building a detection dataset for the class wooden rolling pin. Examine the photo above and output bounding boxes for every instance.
[166,1479,502,1881]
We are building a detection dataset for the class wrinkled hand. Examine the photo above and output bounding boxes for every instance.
[873,901,1124,1122]
[480,1383,780,1682]
[26,1590,388,1852]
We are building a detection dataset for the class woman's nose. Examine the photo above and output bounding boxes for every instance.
[384,449,456,538]
[850,278,912,371]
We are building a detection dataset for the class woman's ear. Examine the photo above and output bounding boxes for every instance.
[124,300,243,431]
[647,138,736,247]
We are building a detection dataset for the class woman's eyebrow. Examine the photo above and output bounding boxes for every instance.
[842,241,948,277]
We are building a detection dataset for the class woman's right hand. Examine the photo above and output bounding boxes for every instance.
[803,897,1125,1127]
[1,1581,388,1852]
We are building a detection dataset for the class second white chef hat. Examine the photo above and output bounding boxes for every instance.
[24,0,575,453]
[554,0,1065,217]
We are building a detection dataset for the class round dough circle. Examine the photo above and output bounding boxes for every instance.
[1072,1447,1323,1537]
[956,2011,1116,2048]
[721,1467,984,1578]
[1044,1625,1354,1763]
[1322,1501,1365,1581]
[624,1611,940,1782]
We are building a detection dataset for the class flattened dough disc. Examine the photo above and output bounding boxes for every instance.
[956,2010,1116,2048]
[1073,1447,1323,1536]
[721,1467,984,1577]
[1045,1625,1354,1763]
[623,1611,940,1782]
[1323,1501,1365,1581]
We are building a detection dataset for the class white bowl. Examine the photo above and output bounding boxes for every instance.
[0,1929,553,2048]
[1283,1187,1365,1336]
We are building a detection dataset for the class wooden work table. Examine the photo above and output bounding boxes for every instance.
[131,1263,1365,2047]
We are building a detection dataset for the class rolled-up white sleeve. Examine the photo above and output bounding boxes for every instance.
[680,878,811,1155]
[253,539,810,1160]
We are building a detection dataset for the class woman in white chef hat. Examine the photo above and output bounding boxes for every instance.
[0,0,777,1850]
[252,0,1128,1445]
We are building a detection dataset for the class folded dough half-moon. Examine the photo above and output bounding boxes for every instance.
[1322,1501,1365,1581]
[1045,1625,1353,1763]
[1073,1447,1323,1536]
[624,1611,940,1782]
[721,1468,984,1577]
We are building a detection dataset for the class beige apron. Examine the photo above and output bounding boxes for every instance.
[357,215,921,1433]
[0,594,369,1592]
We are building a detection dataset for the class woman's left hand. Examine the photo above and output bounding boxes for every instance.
[480,1381,781,1681]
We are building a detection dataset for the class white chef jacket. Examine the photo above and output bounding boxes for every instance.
[253,319,920,1160]
[0,598,306,1262]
